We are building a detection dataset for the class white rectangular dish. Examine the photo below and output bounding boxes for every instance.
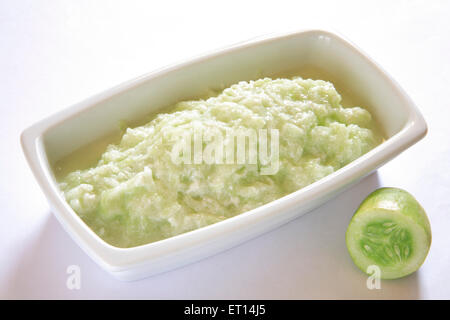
[21,29,427,281]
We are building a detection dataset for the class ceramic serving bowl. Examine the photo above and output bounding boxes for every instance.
[21,29,427,280]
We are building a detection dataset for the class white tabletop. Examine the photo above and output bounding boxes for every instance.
[1,0,449,299]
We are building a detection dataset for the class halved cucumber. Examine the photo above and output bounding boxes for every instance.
[346,187,431,279]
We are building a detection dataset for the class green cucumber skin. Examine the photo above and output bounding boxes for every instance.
[356,188,432,243]
[346,187,432,279]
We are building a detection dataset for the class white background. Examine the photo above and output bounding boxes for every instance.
[1,0,450,299]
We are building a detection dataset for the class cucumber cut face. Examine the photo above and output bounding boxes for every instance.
[361,219,413,266]
[346,188,431,280]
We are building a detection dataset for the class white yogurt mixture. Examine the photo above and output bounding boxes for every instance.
[58,77,382,247]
